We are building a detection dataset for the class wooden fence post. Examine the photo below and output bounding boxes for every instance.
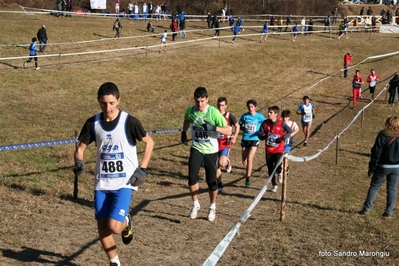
[73,130,79,199]
[280,156,288,222]
[361,109,364,129]
[336,135,339,165]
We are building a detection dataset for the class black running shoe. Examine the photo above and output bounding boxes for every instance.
[110,262,119,266]
[121,213,133,245]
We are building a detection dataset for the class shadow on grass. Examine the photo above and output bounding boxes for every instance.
[0,244,104,266]
[288,199,358,214]
[339,148,370,158]
[93,32,112,38]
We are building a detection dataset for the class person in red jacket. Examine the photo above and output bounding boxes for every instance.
[171,19,178,41]
[344,52,353,78]
[258,105,292,193]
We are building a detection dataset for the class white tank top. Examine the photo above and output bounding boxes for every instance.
[94,111,138,191]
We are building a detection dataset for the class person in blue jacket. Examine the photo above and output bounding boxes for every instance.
[292,23,298,42]
[239,99,266,188]
[23,37,39,70]
[232,22,241,44]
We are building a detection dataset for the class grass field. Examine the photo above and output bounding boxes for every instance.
[1,7,399,266]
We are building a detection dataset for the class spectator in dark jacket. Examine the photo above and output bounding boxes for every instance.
[360,116,399,217]
[65,0,73,16]
[170,19,178,41]
[147,21,154,32]
[207,12,212,29]
[113,18,122,38]
[388,74,399,105]
[37,25,48,52]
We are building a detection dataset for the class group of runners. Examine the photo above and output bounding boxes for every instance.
[72,83,316,266]
[181,87,316,223]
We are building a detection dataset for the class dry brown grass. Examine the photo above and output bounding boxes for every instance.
[1,8,399,266]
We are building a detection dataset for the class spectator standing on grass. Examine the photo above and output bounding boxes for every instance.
[359,116,399,218]
[239,99,266,188]
[231,22,241,44]
[260,21,269,43]
[178,10,186,24]
[170,19,178,41]
[162,3,169,20]
[142,2,148,21]
[292,23,298,42]
[73,82,154,266]
[270,16,275,32]
[148,2,153,18]
[155,4,161,20]
[367,69,380,101]
[65,0,72,16]
[115,1,120,16]
[133,3,139,21]
[301,17,306,34]
[128,2,133,19]
[277,17,283,35]
[179,18,186,38]
[216,97,240,194]
[285,14,292,32]
[37,25,48,53]
[221,8,226,23]
[371,16,378,33]
[56,0,63,17]
[296,96,314,146]
[332,7,338,25]
[353,17,359,32]
[207,12,213,29]
[213,18,221,37]
[343,52,352,78]
[181,87,231,222]
[388,74,399,105]
[352,70,364,107]
[113,18,122,38]
[258,106,292,193]
[307,18,314,34]
[367,6,373,16]
[23,37,39,70]
[159,30,167,53]
[211,13,217,29]
[324,15,332,33]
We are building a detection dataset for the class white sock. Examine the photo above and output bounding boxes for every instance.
[125,215,129,224]
[193,200,200,206]
[210,203,216,209]
[110,255,121,265]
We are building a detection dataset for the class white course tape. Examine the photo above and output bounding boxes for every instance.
[203,81,389,265]
[202,223,242,266]
[203,155,283,266]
